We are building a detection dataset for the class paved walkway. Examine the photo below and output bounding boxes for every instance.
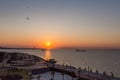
[32,72,77,80]
[48,63,120,80]
[30,62,120,80]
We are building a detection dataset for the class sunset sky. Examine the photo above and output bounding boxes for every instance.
[0,0,120,49]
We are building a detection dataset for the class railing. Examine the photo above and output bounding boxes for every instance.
[48,63,120,80]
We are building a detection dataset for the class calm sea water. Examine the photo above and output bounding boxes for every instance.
[0,49,120,77]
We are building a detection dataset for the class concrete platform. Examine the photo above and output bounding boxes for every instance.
[32,71,77,80]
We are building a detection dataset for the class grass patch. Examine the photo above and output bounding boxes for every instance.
[0,68,30,80]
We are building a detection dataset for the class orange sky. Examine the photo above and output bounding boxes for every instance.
[0,32,120,49]
[0,0,120,49]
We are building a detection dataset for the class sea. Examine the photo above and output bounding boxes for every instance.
[0,49,120,77]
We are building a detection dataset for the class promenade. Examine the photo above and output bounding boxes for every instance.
[47,63,120,80]
[31,61,120,80]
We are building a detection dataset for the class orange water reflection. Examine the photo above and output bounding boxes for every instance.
[44,51,51,60]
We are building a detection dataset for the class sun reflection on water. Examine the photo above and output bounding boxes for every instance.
[44,51,51,60]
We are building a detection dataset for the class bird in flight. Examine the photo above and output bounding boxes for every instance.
[26,17,30,20]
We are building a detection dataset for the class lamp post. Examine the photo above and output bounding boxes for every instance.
[28,71,32,80]
[87,66,90,76]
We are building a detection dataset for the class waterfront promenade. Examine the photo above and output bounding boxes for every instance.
[43,62,120,80]
[31,60,120,80]
[0,51,119,80]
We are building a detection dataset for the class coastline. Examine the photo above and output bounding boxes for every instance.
[0,51,120,80]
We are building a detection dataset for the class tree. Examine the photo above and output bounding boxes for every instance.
[51,71,55,80]
[111,72,114,77]
[61,72,65,80]
[78,67,81,76]
[71,76,74,80]
[37,75,41,80]
[96,70,98,73]
[96,69,99,77]
[103,71,107,79]
[103,71,106,76]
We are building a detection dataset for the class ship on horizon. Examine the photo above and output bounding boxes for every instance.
[76,49,86,52]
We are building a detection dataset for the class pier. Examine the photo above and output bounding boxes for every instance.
[46,63,120,80]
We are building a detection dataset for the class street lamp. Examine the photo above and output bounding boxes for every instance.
[28,72,32,80]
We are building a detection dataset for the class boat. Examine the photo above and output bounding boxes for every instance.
[76,49,86,52]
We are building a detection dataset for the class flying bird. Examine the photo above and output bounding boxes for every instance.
[26,17,30,20]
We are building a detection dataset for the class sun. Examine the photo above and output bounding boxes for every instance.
[46,42,51,47]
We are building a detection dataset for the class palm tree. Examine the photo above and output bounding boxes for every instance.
[111,72,114,80]
[111,72,114,77]
[96,70,99,77]
[78,67,81,76]
[61,72,65,80]
[90,69,92,73]
[72,75,75,80]
[77,67,81,80]
[37,75,41,80]
[51,71,55,80]
[103,71,107,79]
[103,71,106,76]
